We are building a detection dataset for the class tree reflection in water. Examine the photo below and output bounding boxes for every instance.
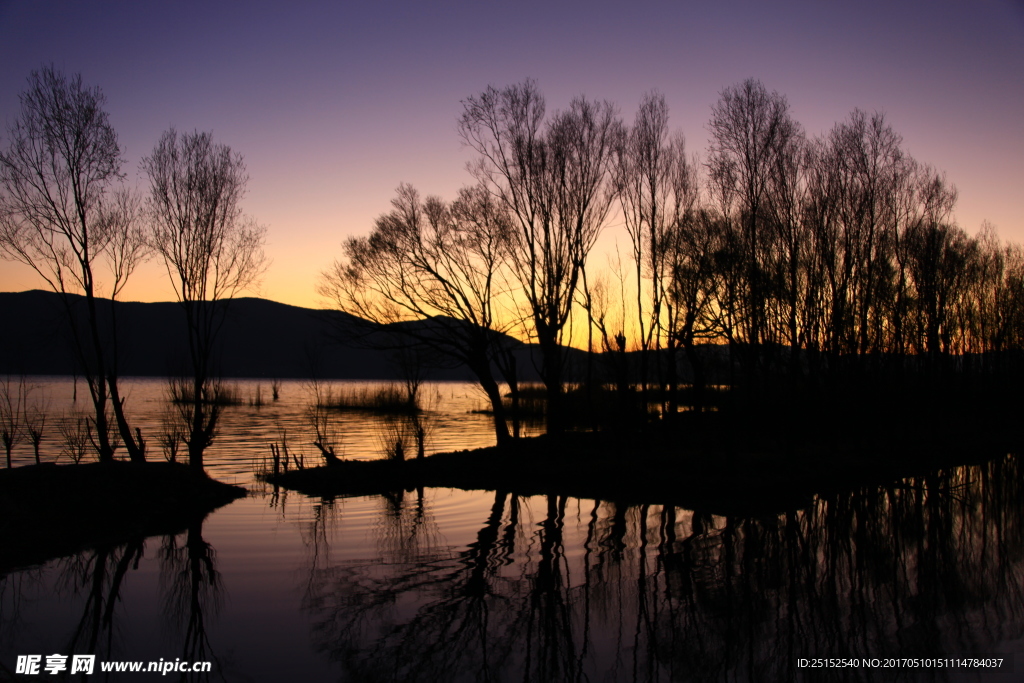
[55,538,146,661]
[160,514,223,682]
[301,455,1024,682]
[0,516,224,682]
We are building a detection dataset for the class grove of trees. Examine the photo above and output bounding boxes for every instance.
[325,78,1024,439]
[3,66,1021,458]
[0,67,266,471]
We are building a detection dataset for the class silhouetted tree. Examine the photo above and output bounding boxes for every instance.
[707,79,802,380]
[616,91,699,410]
[0,66,148,462]
[808,110,913,366]
[973,224,1024,373]
[0,376,26,468]
[143,129,266,475]
[665,209,729,411]
[321,183,520,444]
[459,80,624,433]
[58,411,93,464]
[24,392,47,465]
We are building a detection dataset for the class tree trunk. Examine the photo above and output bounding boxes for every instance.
[109,376,145,462]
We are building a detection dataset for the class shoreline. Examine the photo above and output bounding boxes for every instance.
[264,419,1019,515]
[0,461,246,574]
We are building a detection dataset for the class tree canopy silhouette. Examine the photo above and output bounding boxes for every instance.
[321,183,521,444]
[0,66,148,463]
[143,128,266,474]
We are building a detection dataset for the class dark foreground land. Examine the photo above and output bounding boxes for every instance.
[0,462,246,574]
[266,408,1022,515]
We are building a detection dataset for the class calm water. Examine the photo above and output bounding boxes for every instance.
[1,379,1023,681]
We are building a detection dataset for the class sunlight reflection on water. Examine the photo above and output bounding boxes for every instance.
[7,377,514,482]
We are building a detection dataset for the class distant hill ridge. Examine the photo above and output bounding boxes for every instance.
[0,290,498,379]
[1,290,725,382]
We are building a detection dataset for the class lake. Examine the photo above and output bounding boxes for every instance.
[1,378,1022,681]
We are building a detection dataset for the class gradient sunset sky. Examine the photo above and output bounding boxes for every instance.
[1,0,1022,308]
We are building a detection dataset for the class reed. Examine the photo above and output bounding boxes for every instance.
[167,378,244,406]
[327,383,420,414]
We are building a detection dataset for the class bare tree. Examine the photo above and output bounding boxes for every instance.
[58,411,93,464]
[665,209,729,411]
[812,110,911,364]
[321,183,520,444]
[143,129,266,474]
[0,66,148,462]
[459,80,624,433]
[0,376,27,467]
[706,79,801,377]
[616,91,699,407]
[159,407,185,464]
[972,223,1024,374]
[25,392,48,465]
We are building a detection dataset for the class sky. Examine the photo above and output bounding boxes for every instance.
[1,0,1022,309]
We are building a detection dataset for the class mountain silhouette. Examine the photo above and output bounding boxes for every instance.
[0,290,565,380]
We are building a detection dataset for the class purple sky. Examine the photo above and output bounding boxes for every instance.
[1,0,1022,307]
